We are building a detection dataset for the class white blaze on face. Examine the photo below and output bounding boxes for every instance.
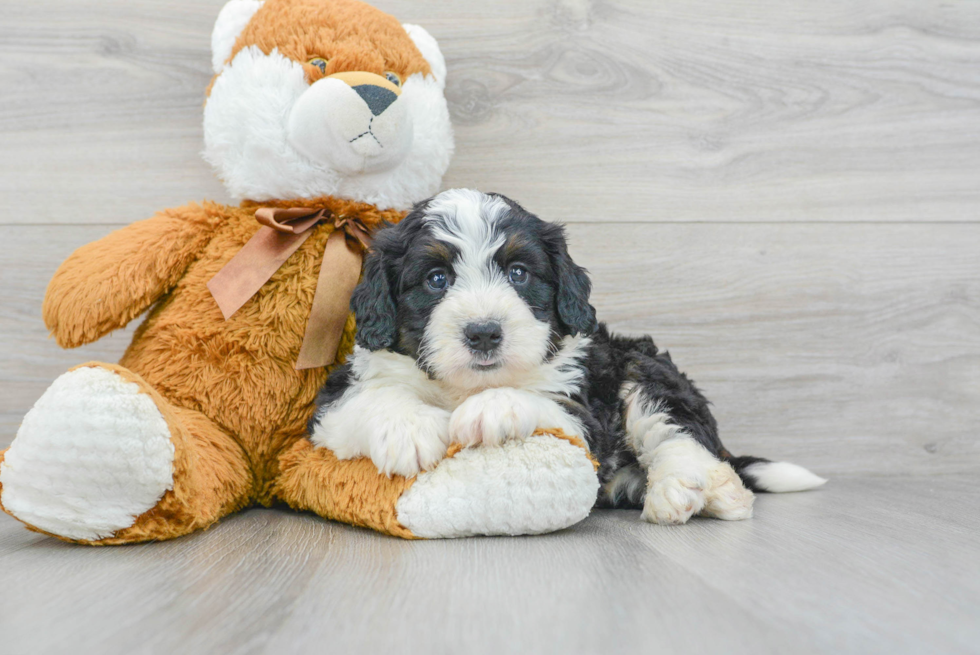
[420,189,552,390]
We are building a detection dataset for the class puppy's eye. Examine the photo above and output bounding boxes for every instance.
[308,57,328,74]
[508,265,529,285]
[426,269,448,291]
[384,71,401,86]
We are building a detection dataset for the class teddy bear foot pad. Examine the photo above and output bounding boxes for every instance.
[0,365,176,541]
[396,435,600,538]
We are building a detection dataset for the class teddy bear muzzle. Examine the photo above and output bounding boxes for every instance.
[287,70,414,176]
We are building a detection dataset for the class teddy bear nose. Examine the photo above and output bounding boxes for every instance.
[352,84,398,116]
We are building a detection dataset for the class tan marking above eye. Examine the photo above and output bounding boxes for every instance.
[308,57,328,74]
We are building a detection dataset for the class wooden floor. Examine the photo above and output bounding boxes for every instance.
[2,476,979,654]
[1,0,979,652]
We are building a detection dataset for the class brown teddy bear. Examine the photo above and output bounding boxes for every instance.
[0,0,599,543]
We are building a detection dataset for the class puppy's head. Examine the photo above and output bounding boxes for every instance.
[351,189,596,389]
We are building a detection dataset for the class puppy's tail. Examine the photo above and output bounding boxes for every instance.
[726,455,827,493]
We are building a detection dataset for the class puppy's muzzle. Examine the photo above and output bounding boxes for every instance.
[464,321,503,354]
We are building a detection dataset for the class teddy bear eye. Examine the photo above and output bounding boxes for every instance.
[308,57,328,74]
[384,71,401,87]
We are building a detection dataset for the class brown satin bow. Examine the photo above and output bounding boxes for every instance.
[207,207,371,370]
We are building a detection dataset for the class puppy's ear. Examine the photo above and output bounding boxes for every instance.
[350,233,399,351]
[544,224,597,337]
[350,210,429,350]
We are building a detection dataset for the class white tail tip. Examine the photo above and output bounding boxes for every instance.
[742,461,827,493]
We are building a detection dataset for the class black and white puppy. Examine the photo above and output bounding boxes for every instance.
[309,189,825,524]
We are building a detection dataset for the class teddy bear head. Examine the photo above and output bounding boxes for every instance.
[204,0,454,210]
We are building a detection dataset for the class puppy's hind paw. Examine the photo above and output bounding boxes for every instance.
[641,452,755,524]
[701,464,755,521]
[641,475,707,525]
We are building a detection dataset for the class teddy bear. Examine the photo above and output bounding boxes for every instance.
[0,0,599,543]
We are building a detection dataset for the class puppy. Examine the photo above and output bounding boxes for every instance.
[309,189,826,524]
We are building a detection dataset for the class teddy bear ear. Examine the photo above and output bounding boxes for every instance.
[402,23,447,89]
[211,0,265,74]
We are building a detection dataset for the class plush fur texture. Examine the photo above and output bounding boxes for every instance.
[211,0,265,73]
[0,363,253,545]
[275,428,596,539]
[71,200,387,463]
[313,189,826,525]
[396,433,599,538]
[227,0,431,78]
[2,198,395,543]
[0,196,429,543]
[274,436,420,539]
[0,365,176,541]
[204,0,453,209]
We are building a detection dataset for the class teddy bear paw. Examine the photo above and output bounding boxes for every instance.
[396,433,600,538]
[0,366,175,541]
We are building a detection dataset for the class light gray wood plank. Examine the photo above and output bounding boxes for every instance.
[0,476,977,654]
[0,1,231,223]
[568,221,980,476]
[2,0,979,225]
[2,223,978,476]
[0,225,138,443]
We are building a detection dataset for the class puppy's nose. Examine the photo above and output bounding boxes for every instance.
[464,321,503,353]
[352,85,397,116]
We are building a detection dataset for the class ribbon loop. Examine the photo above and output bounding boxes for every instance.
[333,216,372,251]
[255,207,327,234]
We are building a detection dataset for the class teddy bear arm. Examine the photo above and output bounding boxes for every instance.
[42,203,221,348]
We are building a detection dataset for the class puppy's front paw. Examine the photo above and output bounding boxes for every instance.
[369,405,451,478]
[450,388,539,448]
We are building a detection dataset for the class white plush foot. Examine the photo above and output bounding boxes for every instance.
[641,438,754,525]
[396,434,599,538]
[0,366,175,541]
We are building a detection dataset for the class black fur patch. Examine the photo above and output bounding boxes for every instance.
[308,362,353,433]
[492,193,597,338]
